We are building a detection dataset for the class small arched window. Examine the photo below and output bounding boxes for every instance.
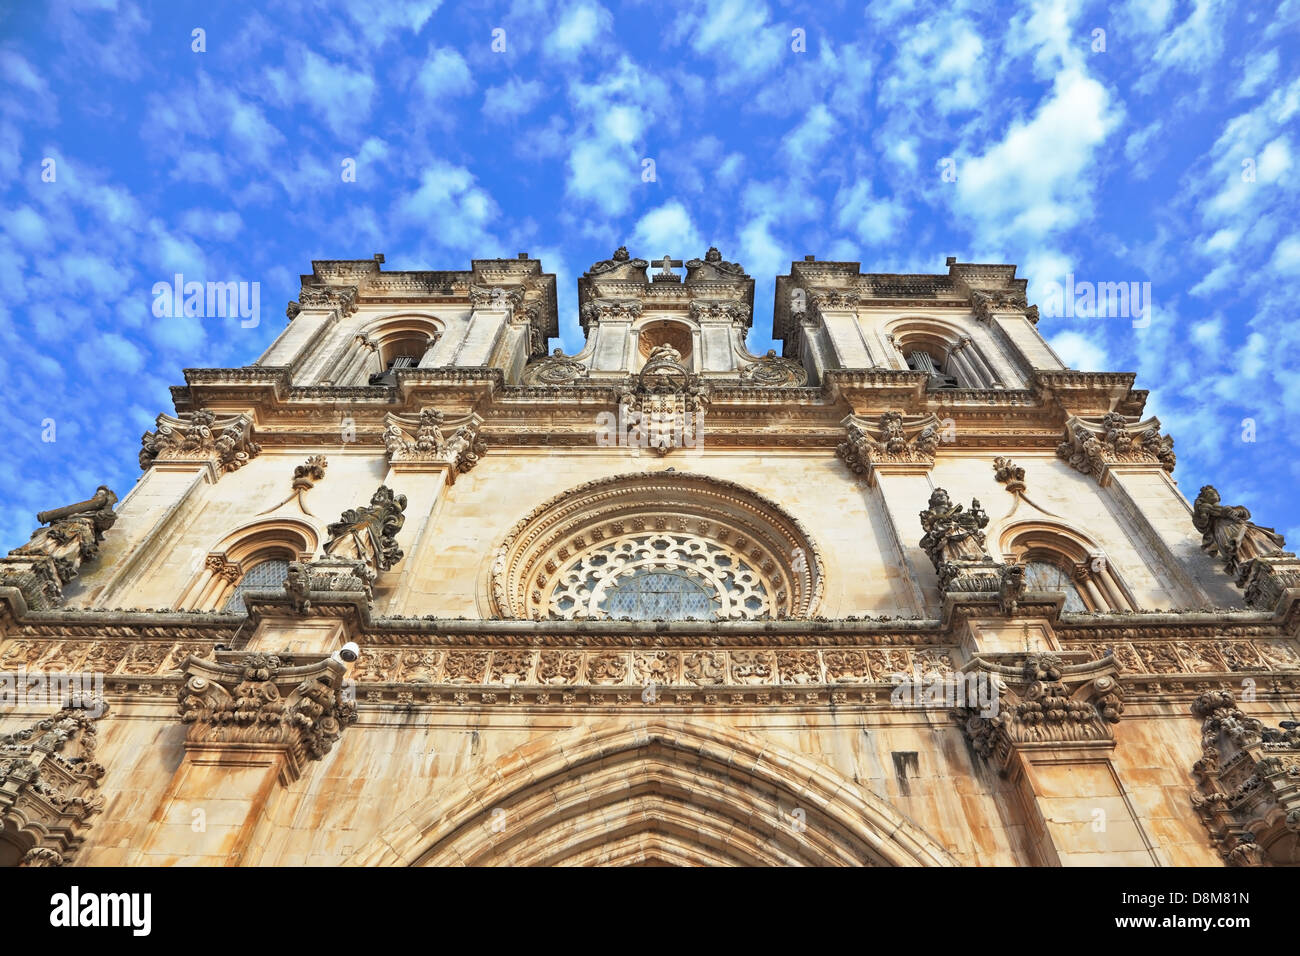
[221,558,292,613]
[1003,523,1135,613]
[176,520,317,612]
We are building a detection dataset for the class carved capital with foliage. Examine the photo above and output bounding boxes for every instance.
[1056,413,1175,483]
[176,653,356,781]
[952,653,1124,775]
[837,412,943,481]
[140,409,262,474]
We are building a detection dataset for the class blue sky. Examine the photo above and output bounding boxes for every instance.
[0,0,1298,554]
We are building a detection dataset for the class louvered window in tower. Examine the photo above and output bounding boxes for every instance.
[906,350,959,389]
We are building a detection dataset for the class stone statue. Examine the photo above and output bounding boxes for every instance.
[324,485,408,572]
[1193,485,1287,577]
[646,343,683,366]
[11,486,119,577]
[919,489,992,570]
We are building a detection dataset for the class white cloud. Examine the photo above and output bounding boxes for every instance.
[415,46,474,101]
[631,201,703,254]
[543,2,611,60]
[483,77,546,121]
[1048,329,1108,371]
[781,105,836,169]
[953,68,1122,242]
[834,180,905,245]
[396,160,500,250]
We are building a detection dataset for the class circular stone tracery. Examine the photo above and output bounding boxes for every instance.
[489,473,823,621]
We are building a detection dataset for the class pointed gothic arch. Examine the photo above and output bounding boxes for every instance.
[345,718,955,867]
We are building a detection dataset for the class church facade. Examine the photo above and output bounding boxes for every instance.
[3,248,1299,867]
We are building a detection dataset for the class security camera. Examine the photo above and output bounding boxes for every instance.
[333,642,360,664]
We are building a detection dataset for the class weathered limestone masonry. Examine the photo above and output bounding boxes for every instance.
[2,250,1298,867]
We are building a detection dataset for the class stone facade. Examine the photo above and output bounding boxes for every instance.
[2,251,1297,867]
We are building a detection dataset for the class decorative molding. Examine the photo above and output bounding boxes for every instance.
[295,285,358,315]
[258,455,327,516]
[992,456,1026,493]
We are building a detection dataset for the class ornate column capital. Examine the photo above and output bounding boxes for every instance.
[836,411,943,484]
[139,409,262,476]
[952,653,1124,775]
[382,410,487,480]
[177,653,356,783]
[1056,412,1175,484]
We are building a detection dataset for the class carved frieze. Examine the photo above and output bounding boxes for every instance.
[295,285,358,315]
[969,288,1030,324]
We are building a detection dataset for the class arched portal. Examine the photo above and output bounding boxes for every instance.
[346,718,955,867]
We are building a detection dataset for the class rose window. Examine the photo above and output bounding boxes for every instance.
[489,473,823,621]
[550,533,771,621]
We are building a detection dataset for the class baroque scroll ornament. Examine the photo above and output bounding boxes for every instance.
[139,409,262,474]
[323,485,408,573]
[382,409,487,477]
[837,412,943,480]
[1056,412,1175,482]
[739,350,808,387]
[177,653,356,779]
